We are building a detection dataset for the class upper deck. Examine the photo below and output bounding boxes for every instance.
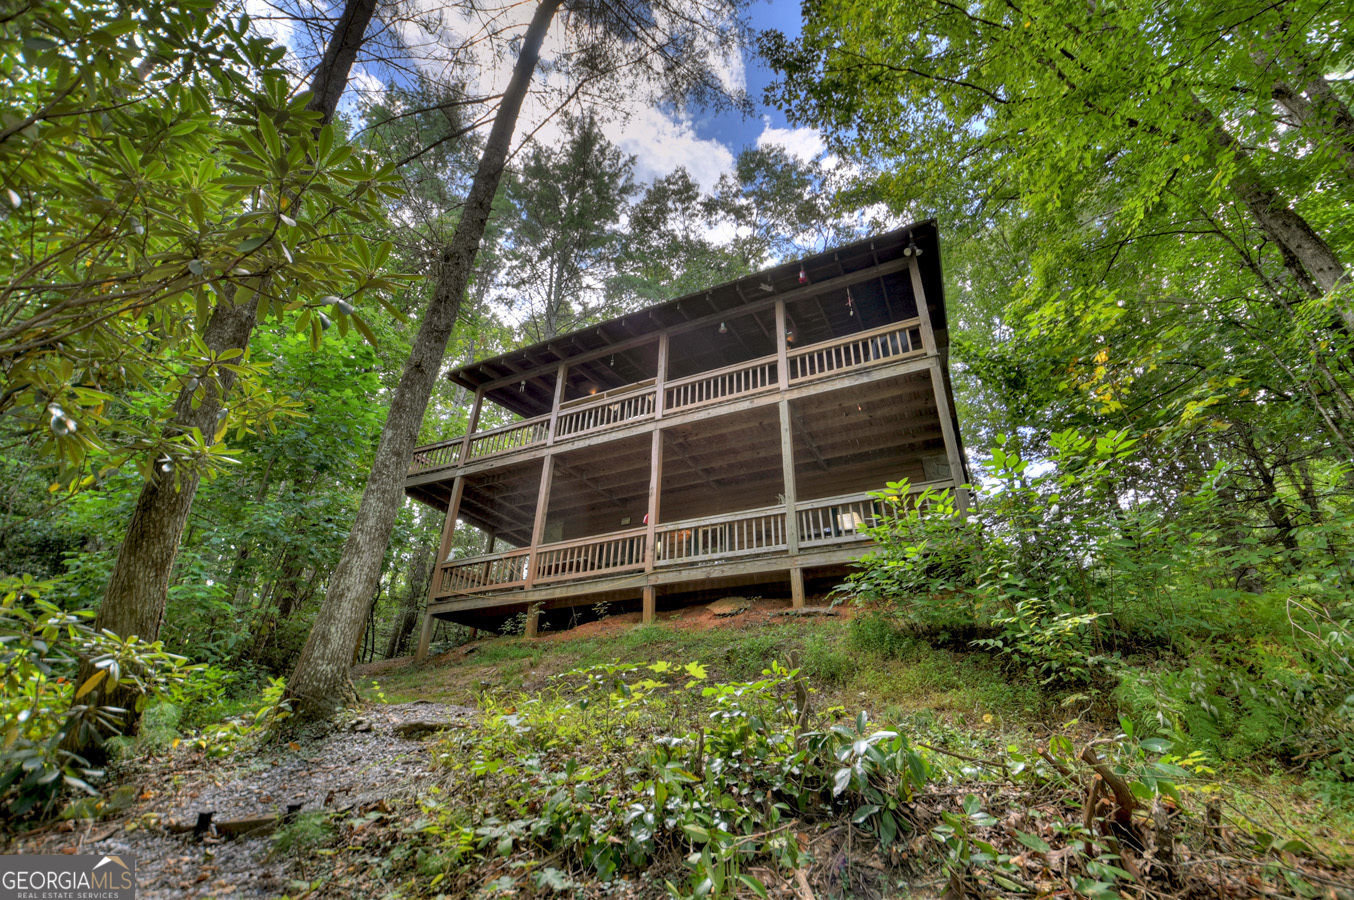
[406,220,955,499]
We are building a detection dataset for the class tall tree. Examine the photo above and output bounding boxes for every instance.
[501,114,638,342]
[285,0,750,718]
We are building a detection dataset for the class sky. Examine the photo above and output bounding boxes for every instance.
[246,0,825,193]
[590,0,828,189]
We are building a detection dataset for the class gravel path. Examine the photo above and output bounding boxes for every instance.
[7,702,474,900]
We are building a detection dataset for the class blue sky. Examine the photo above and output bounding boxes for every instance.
[691,0,806,154]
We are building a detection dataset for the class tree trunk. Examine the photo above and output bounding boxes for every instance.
[383,543,433,659]
[64,1,379,752]
[285,0,564,719]
[65,292,257,751]
[1197,102,1351,320]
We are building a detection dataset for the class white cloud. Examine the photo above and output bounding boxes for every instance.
[602,108,735,192]
[754,118,825,162]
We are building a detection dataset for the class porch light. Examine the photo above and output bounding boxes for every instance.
[519,380,526,392]
[718,322,727,334]
[758,282,774,292]
[903,240,923,257]
[799,265,809,285]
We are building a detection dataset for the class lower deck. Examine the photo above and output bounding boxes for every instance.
[421,482,953,632]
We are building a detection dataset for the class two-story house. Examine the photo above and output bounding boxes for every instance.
[406,219,967,658]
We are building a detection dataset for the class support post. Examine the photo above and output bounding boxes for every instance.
[774,299,789,390]
[525,603,540,638]
[523,455,555,591]
[645,429,662,573]
[458,389,485,464]
[907,256,937,357]
[790,567,805,609]
[416,475,464,662]
[929,359,970,512]
[415,611,436,663]
[642,585,656,623]
[547,362,567,445]
[654,332,669,419]
[778,397,800,555]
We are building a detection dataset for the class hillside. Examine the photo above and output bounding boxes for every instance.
[8,601,1350,899]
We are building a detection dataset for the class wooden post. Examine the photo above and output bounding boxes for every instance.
[642,585,656,623]
[458,388,485,464]
[778,397,799,555]
[907,257,937,358]
[929,359,970,512]
[547,362,567,445]
[645,429,662,573]
[415,611,437,663]
[525,603,540,638]
[774,299,790,390]
[416,475,464,662]
[523,455,555,591]
[790,567,805,609]
[654,332,669,419]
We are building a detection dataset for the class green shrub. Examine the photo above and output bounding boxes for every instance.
[1,574,195,818]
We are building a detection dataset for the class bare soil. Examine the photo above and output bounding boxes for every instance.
[4,702,472,899]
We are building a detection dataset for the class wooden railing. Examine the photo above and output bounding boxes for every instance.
[410,318,927,475]
[797,492,882,548]
[410,439,462,473]
[533,527,648,584]
[788,319,923,383]
[426,487,975,603]
[467,416,550,462]
[556,387,656,439]
[655,505,788,565]
[436,547,530,596]
[665,358,778,413]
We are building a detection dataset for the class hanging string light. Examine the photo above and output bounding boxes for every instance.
[519,380,526,392]
[846,286,856,317]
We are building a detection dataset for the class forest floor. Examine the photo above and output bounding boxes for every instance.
[6,599,1352,898]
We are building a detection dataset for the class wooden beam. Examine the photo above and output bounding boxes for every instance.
[546,362,567,445]
[457,389,485,465]
[645,428,662,574]
[405,355,937,486]
[417,475,464,662]
[908,256,936,357]
[473,259,914,393]
[523,455,554,590]
[929,359,970,512]
[425,542,876,615]
[654,332,669,419]
[642,585,656,623]
[778,397,800,555]
[789,406,829,471]
[775,300,789,391]
[790,567,805,609]
[554,460,628,509]
[666,434,718,488]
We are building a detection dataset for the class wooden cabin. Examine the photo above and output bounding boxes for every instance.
[408,220,968,659]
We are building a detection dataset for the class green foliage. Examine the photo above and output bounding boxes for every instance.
[0,575,193,817]
[0,0,405,489]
